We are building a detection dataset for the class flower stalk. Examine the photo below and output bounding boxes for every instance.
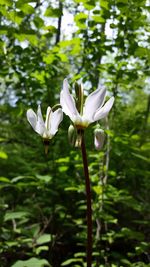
[81,130,92,267]
[60,78,115,266]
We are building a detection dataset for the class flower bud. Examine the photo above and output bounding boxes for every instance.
[68,125,77,147]
[94,128,105,150]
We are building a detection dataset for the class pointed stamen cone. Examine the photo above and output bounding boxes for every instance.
[43,139,50,155]
[75,134,82,148]
[75,129,83,148]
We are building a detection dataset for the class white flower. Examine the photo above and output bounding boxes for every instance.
[26,105,63,139]
[60,79,114,129]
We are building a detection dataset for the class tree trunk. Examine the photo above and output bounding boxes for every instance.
[55,0,63,44]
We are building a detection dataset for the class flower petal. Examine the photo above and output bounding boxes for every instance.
[50,108,63,136]
[94,97,114,121]
[84,87,106,122]
[26,109,37,131]
[35,105,46,136]
[45,106,52,130]
[60,79,79,120]
[37,105,45,124]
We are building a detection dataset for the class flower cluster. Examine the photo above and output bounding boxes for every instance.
[27,79,114,150]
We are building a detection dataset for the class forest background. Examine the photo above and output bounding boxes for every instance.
[0,0,150,266]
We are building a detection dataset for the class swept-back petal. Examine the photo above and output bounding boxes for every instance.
[94,97,114,121]
[84,87,106,122]
[35,105,46,136]
[45,106,52,130]
[60,79,79,119]
[26,109,37,130]
[37,105,45,124]
[50,108,63,136]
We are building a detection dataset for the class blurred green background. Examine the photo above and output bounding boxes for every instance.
[0,0,150,266]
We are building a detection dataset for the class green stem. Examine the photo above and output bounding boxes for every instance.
[81,131,92,267]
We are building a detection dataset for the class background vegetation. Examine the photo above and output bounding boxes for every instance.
[0,0,150,266]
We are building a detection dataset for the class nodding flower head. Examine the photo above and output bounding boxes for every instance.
[26,105,63,140]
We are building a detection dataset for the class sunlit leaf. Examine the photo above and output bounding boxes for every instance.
[35,246,49,255]
[74,13,88,29]
[0,151,8,159]
[0,0,12,6]
[92,15,105,23]
[36,234,51,245]
[61,258,83,266]
[4,211,30,221]
[36,175,52,183]
[44,7,62,17]
[16,2,35,14]
[11,257,50,267]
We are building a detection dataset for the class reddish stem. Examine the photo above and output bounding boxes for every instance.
[81,131,92,267]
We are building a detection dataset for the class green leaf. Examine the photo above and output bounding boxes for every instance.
[36,175,52,183]
[0,0,12,6]
[35,246,49,255]
[61,258,83,266]
[141,142,150,151]
[15,33,38,45]
[74,13,88,21]
[100,0,109,10]
[0,176,10,182]
[44,7,62,17]
[4,211,30,221]
[84,1,96,10]
[58,53,68,62]
[74,13,88,29]
[135,47,150,58]
[56,157,69,163]
[43,25,57,32]
[0,151,8,159]
[5,241,18,247]
[92,15,105,23]
[11,257,50,267]
[58,166,68,172]
[16,2,35,14]
[93,185,103,194]
[65,187,78,191]
[43,54,55,64]
[34,17,44,28]
[117,0,128,3]
[11,176,36,183]
[36,234,51,245]
[8,11,23,25]
[26,34,38,46]
[0,27,8,35]
[132,152,150,163]
[74,0,88,3]
[74,252,86,257]
[121,259,131,265]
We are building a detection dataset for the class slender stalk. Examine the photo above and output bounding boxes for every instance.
[81,131,92,267]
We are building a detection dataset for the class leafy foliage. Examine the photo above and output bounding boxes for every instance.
[0,0,150,266]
